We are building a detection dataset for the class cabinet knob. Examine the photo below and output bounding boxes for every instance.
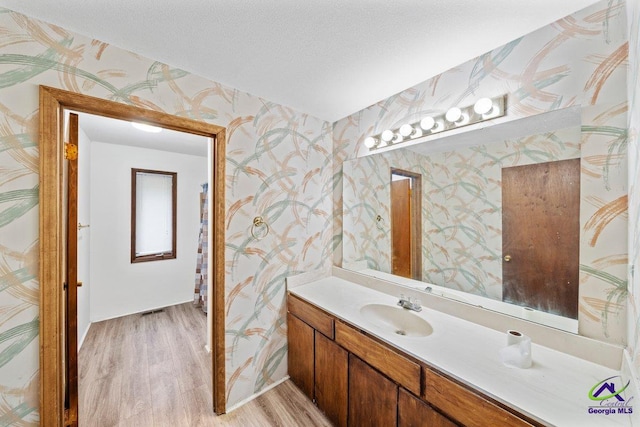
[504,255,512,262]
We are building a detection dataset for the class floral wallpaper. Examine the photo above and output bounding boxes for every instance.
[0,7,333,423]
[342,154,391,273]
[343,126,581,303]
[334,0,629,345]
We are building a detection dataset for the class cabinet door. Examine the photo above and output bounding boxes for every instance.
[424,369,532,427]
[288,313,314,400]
[349,354,398,427]
[398,388,457,427]
[315,332,348,427]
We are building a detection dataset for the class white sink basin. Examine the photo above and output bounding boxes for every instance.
[359,303,433,338]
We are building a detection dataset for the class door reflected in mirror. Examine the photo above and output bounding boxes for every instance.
[342,109,583,332]
[391,169,422,281]
[501,159,580,320]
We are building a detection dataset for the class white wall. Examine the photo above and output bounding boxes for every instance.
[77,128,91,349]
[89,141,207,321]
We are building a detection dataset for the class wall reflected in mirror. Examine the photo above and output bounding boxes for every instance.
[342,109,583,333]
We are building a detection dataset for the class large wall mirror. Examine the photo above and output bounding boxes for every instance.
[342,106,584,333]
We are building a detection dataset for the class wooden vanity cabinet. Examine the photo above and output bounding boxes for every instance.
[349,354,398,427]
[423,368,533,427]
[315,333,348,427]
[335,320,421,395]
[398,388,458,427]
[287,294,348,426]
[287,293,536,427]
[287,312,314,399]
[288,293,334,338]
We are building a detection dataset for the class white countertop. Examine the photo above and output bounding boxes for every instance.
[358,268,579,333]
[289,276,634,427]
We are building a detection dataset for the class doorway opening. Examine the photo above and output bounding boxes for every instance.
[390,168,422,281]
[39,86,226,426]
[71,110,211,423]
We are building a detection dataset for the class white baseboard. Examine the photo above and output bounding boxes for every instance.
[226,376,290,413]
[78,322,92,351]
[90,299,194,322]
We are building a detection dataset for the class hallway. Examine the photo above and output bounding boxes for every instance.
[78,303,330,426]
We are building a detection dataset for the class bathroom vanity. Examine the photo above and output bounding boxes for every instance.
[287,271,635,426]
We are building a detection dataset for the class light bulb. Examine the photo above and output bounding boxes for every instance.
[381,130,395,142]
[474,98,494,115]
[399,124,415,137]
[364,136,377,148]
[445,107,463,123]
[420,117,435,131]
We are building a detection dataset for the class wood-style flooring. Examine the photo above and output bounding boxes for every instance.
[79,302,331,426]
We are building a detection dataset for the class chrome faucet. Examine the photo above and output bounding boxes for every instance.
[398,294,422,312]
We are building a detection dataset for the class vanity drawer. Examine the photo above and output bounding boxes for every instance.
[335,320,421,395]
[287,294,334,339]
[423,368,535,427]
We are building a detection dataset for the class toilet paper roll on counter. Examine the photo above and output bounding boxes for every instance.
[506,329,527,346]
[499,330,532,369]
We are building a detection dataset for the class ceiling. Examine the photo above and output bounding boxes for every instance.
[75,112,209,157]
[1,1,599,122]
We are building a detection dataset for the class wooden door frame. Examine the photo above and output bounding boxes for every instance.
[65,112,79,425]
[38,86,227,425]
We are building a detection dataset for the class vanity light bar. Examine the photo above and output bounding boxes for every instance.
[365,95,506,150]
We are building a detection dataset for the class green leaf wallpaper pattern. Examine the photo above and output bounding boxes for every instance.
[0,187,38,228]
[0,318,38,369]
[0,402,36,427]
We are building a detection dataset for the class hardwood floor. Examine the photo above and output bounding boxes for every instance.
[79,302,331,426]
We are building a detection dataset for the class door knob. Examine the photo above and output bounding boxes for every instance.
[504,255,512,262]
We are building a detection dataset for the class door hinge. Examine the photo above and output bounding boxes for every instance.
[64,143,78,160]
[64,407,77,426]
[63,282,67,290]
